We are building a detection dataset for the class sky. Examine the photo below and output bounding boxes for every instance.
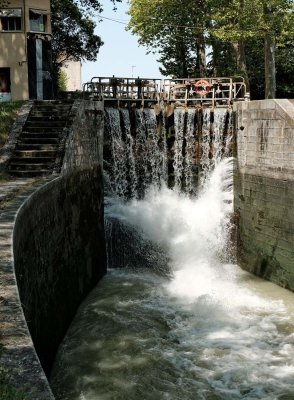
[81,1,166,84]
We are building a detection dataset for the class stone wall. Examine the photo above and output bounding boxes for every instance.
[0,99,105,399]
[58,100,104,173]
[0,101,33,165]
[13,169,106,375]
[234,99,294,290]
[0,180,55,400]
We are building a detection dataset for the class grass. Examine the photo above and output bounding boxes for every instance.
[0,167,10,182]
[0,368,29,400]
[0,101,24,181]
[0,101,24,147]
[0,344,29,400]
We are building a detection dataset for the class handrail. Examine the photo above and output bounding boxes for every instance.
[82,76,250,106]
[163,77,248,106]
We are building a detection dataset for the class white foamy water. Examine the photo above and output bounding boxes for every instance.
[51,159,294,400]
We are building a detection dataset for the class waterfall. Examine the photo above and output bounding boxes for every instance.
[104,106,233,198]
[184,109,196,195]
[120,109,138,199]
[104,108,128,197]
[105,107,166,199]
[173,108,185,192]
[51,105,294,400]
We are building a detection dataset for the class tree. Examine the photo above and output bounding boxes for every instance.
[209,0,294,98]
[127,0,210,78]
[51,0,121,92]
[128,0,294,98]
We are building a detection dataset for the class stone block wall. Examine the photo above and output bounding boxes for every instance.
[13,168,106,376]
[234,99,294,290]
[59,100,104,173]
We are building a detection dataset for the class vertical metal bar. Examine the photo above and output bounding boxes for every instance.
[36,39,43,100]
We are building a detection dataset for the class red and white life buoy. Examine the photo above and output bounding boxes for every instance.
[193,79,211,97]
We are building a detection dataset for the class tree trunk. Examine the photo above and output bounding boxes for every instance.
[264,33,276,99]
[264,5,276,99]
[233,0,250,93]
[232,40,250,92]
[196,33,207,77]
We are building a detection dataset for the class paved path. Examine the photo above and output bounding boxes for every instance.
[0,177,55,399]
[0,178,35,206]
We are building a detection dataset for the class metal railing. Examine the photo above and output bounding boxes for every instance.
[83,76,249,106]
[83,77,161,103]
[163,77,248,106]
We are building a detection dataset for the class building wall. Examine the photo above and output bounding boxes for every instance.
[234,99,294,290]
[0,0,51,100]
[61,60,81,91]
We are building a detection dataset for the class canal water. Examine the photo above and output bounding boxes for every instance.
[51,156,294,400]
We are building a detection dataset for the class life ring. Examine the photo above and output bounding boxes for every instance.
[193,79,211,97]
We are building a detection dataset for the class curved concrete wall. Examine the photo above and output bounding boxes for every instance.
[13,168,106,376]
[0,99,105,398]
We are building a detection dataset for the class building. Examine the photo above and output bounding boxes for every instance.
[61,60,81,92]
[0,0,53,101]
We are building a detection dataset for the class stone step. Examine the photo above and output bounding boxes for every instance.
[28,115,68,122]
[8,169,53,177]
[10,156,55,164]
[9,162,54,171]
[21,127,64,134]
[7,100,73,178]
[18,137,60,145]
[34,100,74,106]
[25,120,66,128]
[29,111,72,119]
[30,106,72,114]
[21,131,61,139]
[16,143,59,151]
[14,150,57,158]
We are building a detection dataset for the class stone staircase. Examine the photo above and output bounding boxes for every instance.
[8,100,73,177]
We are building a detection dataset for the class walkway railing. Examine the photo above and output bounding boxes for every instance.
[83,77,161,104]
[83,76,249,107]
[163,77,248,106]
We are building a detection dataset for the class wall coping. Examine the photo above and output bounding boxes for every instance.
[234,99,294,127]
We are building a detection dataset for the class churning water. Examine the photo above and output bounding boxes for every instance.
[51,108,294,400]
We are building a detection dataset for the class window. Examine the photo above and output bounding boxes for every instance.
[0,68,11,93]
[29,10,47,33]
[0,9,22,31]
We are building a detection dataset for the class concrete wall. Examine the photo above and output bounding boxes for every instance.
[13,99,105,376]
[0,99,105,399]
[61,60,81,91]
[59,100,104,173]
[13,168,106,375]
[234,99,294,290]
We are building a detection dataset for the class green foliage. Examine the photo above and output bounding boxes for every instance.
[51,0,122,67]
[51,0,122,93]
[0,101,24,146]
[51,0,103,67]
[0,368,29,400]
[127,0,209,77]
[128,0,294,98]
[57,70,69,92]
